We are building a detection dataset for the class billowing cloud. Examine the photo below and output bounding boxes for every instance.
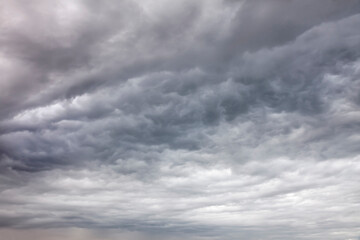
[1,1,360,240]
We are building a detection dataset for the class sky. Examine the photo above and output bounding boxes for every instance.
[1,0,360,239]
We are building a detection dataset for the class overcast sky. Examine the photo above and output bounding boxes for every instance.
[1,0,360,240]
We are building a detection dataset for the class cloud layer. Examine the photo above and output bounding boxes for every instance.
[1,1,360,239]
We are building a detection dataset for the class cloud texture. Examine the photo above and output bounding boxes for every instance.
[1,0,360,239]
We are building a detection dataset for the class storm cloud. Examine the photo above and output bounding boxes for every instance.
[1,0,360,240]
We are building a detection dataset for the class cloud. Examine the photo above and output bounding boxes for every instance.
[1,0,360,240]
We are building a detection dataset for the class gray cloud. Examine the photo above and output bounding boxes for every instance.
[1,0,360,240]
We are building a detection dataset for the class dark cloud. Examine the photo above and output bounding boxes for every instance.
[1,0,360,240]
[223,0,360,52]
